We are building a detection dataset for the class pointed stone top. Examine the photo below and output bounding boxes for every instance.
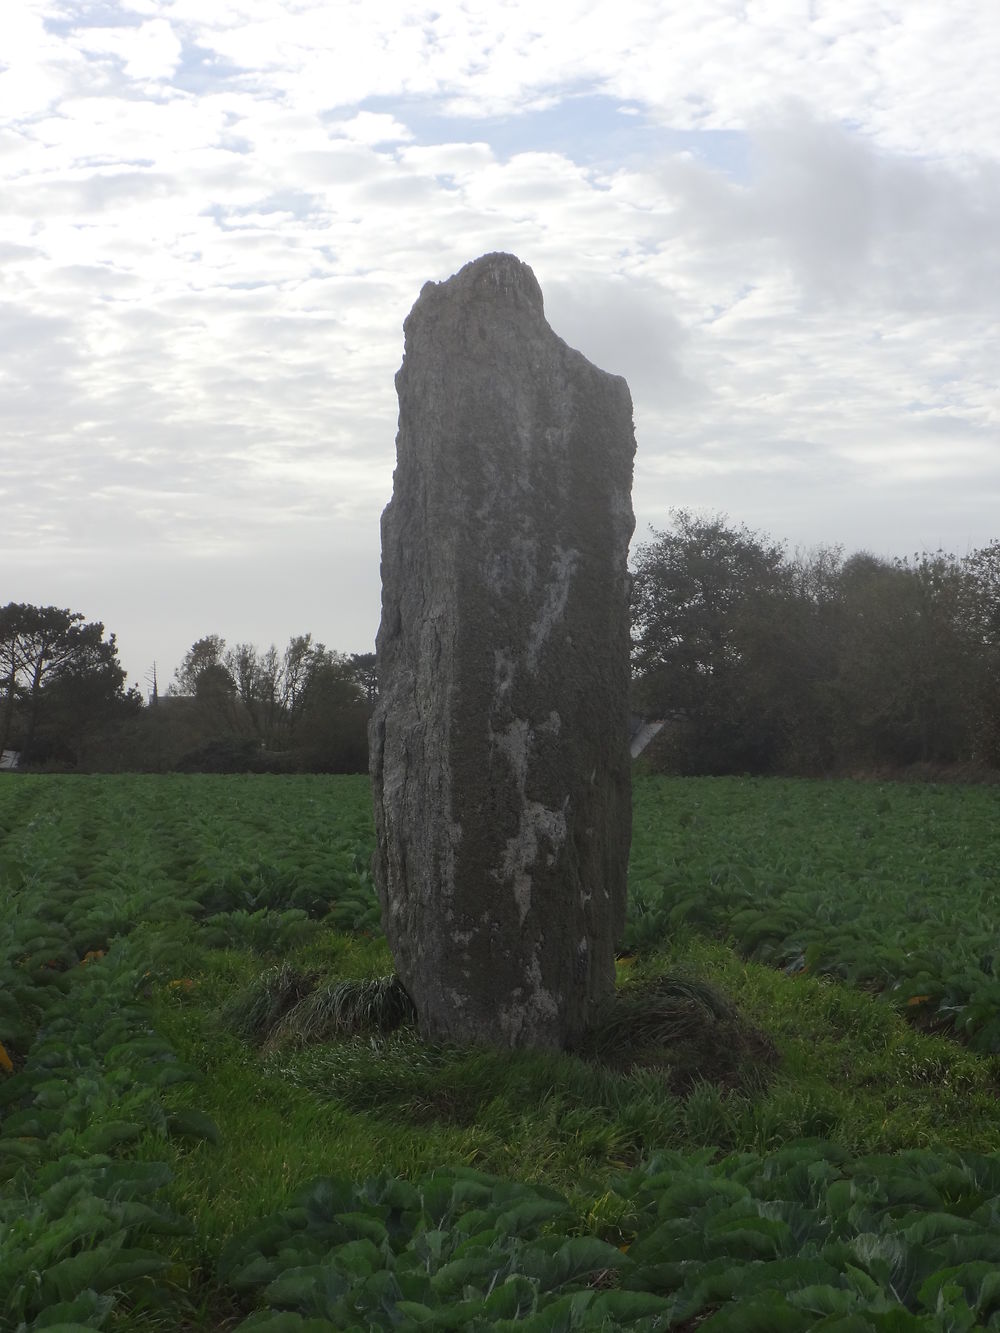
[412,252,544,321]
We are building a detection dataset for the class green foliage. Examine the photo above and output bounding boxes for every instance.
[615,1142,1000,1329]
[222,964,321,1042]
[0,934,199,1328]
[582,972,776,1096]
[217,1167,644,1331]
[632,510,800,774]
[273,1030,693,1167]
[628,774,1000,1049]
[587,974,735,1054]
[160,631,369,774]
[208,1144,1000,1330]
[265,974,416,1046]
[632,514,996,775]
[0,774,382,1328]
[0,601,138,769]
[5,773,1000,1332]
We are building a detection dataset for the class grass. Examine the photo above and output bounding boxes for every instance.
[582,970,777,1094]
[138,923,1000,1269]
[233,970,416,1049]
[112,921,1000,1327]
[679,934,1000,1154]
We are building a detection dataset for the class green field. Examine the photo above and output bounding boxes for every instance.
[3,774,1000,1331]
[628,777,1000,1047]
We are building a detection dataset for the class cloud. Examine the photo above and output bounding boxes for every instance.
[72,18,183,82]
[544,274,700,412]
[3,0,999,683]
[329,111,414,146]
[741,109,1000,313]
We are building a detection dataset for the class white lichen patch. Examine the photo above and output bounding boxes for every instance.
[492,716,531,791]
[497,949,561,1045]
[492,648,516,697]
[526,545,579,671]
[488,705,569,923]
[501,799,568,924]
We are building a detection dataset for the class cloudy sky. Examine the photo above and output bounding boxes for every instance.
[4,1,999,689]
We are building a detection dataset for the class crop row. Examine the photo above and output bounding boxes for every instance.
[627,777,1000,1050]
[0,880,214,1327]
[211,1142,1000,1330]
[0,775,379,1329]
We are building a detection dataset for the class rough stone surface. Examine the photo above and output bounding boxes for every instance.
[370,252,636,1050]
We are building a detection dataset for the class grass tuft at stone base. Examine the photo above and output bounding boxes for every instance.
[582,972,780,1097]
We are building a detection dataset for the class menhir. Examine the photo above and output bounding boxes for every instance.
[370,252,635,1050]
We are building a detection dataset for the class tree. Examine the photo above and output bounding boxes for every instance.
[965,541,1000,640]
[162,632,369,770]
[276,635,323,743]
[292,657,368,771]
[0,603,138,764]
[632,513,1000,776]
[347,652,378,707]
[826,552,980,768]
[631,511,806,773]
[220,634,338,748]
[172,634,227,696]
[964,541,1000,765]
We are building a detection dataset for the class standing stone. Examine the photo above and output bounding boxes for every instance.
[370,253,635,1050]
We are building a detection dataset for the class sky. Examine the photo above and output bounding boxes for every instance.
[3,1,999,692]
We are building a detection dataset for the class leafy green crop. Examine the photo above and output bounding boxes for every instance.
[616,1141,1000,1330]
[628,776,1000,1049]
[0,944,206,1330]
[5,773,1000,1331]
[219,1167,661,1331]
[220,1146,1000,1331]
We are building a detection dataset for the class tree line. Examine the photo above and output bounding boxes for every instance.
[0,608,374,774]
[5,513,1000,777]
[154,634,374,773]
[631,511,1000,777]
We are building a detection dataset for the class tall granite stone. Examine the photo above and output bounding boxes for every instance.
[370,252,636,1050]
